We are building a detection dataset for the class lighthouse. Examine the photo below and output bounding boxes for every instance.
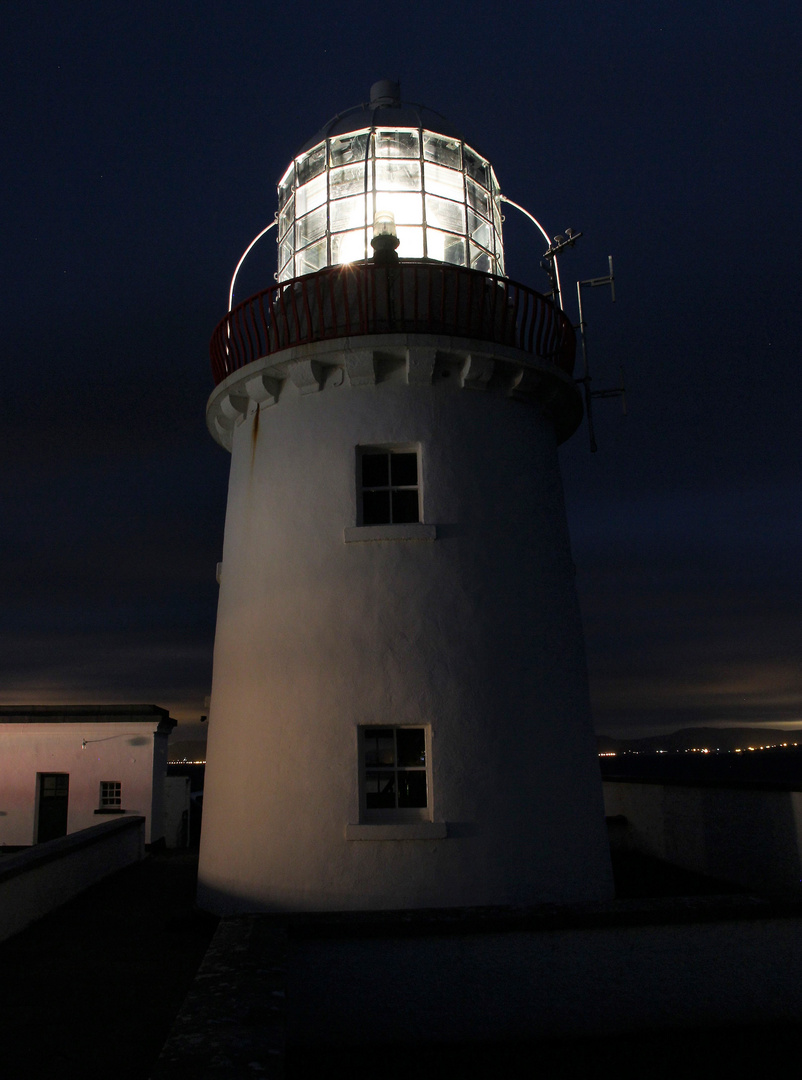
[197,81,613,914]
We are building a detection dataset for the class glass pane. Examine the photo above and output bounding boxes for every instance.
[362,453,389,487]
[390,452,417,486]
[365,772,396,809]
[364,728,395,767]
[468,209,492,249]
[493,200,503,235]
[424,162,465,202]
[392,489,419,523]
[330,130,369,167]
[362,489,391,525]
[470,245,492,273]
[394,225,425,259]
[427,228,467,266]
[375,129,420,159]
[296,205,326,247]
[330,194,366,233]
[374,191,423,225]
[295,238,326,276]
[296,142,326,186]
[426,194,465,234]
[295,173,327,217]
[464,145,491,188]
[279,236,293,268]
[466,178,491,219]
[375,160,421,192]
[330,163,368,200]
[278,163,294,210]
[396,728,425,767]
[279,195,295,241]
[398,770,427,808]
[331,229,368,265]
[423,132,461,170]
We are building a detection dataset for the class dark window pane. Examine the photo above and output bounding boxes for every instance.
[362,490,391,525]
[398,770,427,808]
[390,452,417,487]
[366,772,396,809]
[364,729,395,767]
[396,728,425,767]
[392,489,419,524]
[361,453,389,488]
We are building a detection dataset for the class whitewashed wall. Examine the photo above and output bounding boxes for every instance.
[198,339,612,913]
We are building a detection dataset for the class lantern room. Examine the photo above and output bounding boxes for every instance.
[276,80,505,281]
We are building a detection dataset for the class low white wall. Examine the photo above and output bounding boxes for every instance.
[0,816,145,943]
[604,779,802,896]
[284,909,802,1043]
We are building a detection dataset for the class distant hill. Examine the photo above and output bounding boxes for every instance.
[597,727,800,755]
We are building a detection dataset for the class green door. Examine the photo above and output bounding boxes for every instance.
[37,773,69,842]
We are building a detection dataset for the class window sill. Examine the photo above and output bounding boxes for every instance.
[344,524,437,544]
[94,808,126,815]
[345,822,447,841]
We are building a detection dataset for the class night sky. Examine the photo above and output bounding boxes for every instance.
[2,1,800,742]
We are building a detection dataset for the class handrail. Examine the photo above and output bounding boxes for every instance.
[210,262,576,387]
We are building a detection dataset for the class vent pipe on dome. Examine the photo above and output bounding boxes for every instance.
[369,79,401,108]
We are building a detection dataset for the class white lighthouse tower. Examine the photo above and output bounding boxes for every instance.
[197,81,613,914]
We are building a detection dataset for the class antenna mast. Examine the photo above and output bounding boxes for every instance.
[576,257,626,452]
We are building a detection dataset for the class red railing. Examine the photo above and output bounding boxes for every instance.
[210,262,576,386]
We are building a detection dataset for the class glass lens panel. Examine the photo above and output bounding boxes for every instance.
[278,163,294,210]
[330,162,368,200]
[493,199,503,235]
[279,196,295,241]
[330,194,366,232]
[470,244,492,272]
[464,145,491,187]
[396,728,425,767]
[425,194,466,234]
[423,132,461,170]
[330,131,369,166]
[279,237,293,271]
[375,160,421,192]
[394,225,425,259]
[390,452,417,487]
[364,728,395,766]
[392,489,419,524]
[295,173,327,217]
[466,178,491,219]
[296,142,326,186]
[398,770,427,808]
[362,453,389,487]
[468,210,492,249]
[362,489,391,525]
[296,205,326,247]
[365,772,397,808]
[374,191,423,225]
[424,162,465,201]
[331,229,368,265]
[426,228,467,266]
[375,129,420,159]
[295,238,326,276]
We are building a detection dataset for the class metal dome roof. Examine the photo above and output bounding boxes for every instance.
[296,80,468,155]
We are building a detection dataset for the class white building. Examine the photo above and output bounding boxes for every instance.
[0,705,175,847]
[198,81,613,913]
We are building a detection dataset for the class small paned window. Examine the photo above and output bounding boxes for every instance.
[359,449,420,526]
[99,781,122,808]
[361,727,429,820]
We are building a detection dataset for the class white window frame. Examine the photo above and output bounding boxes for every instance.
[358,725,433,824]
[99,780,122,808]
[356,444,421,528]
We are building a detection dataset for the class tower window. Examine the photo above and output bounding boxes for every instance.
[360,726,430,822]
[99,781,122,808]
[359,447,420,526]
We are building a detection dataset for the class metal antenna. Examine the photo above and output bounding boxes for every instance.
[500,195,581,309]
[575,257,625,452]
